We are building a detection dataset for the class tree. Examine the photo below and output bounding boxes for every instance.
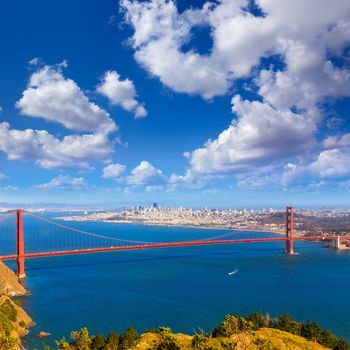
[91,334,106,350]
[334,338,350,350]
[191,333,210,350]
[246,312,265,330]
[215,315,240,337]
[105,332,120,350]
[120,326,139,349]
[213,314,254,338]
[317,329,338,348]
[237,317,254,332]
[70,327,92,350]
[276,315,301,335]
[191,333,219,350]
[300,321,322,341]
[149,327,181,350]
[55,336,72,350]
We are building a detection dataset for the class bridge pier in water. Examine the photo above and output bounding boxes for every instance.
[16,209,26,279]
[285,206,294,255]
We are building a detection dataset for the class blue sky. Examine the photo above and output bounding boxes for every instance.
[0,0,350,208]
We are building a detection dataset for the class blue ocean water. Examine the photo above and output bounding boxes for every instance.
[5,216,350,348]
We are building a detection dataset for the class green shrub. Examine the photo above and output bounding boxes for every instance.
[212,312,349,349]
[276,315,302,335]
[149,327,181,350]
[254,338,273,350]
[12,299,22,307]
[0,300,17,322]
[105,332,120,350]
[91,334,106,350]
[334,338,350,350]
[191,333,210,349]
[120,326,139,350]
[246,312,267,329]
[212,314,254,338]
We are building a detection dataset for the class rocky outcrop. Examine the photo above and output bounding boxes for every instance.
[0,262,27,296]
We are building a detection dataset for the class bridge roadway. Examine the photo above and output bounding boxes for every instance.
[0,235,348,261]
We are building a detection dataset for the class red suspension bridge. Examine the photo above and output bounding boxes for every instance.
[0,207,349,278]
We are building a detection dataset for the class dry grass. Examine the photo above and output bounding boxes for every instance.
[134,328,330,350]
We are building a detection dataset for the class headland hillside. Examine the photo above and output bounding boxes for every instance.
[40,312,349,350]
[0,262,32,349]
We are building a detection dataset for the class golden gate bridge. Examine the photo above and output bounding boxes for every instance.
[0,207,349,279]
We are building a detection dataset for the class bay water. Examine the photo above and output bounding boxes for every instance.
[5,216,349,348]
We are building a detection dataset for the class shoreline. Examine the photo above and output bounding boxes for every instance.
[54,215,286,236]
[54,216,345,245]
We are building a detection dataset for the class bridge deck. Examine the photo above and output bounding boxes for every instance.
[0,235,346,261]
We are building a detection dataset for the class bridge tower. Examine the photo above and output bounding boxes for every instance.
[16,209,26,278]
[285,206,294,255]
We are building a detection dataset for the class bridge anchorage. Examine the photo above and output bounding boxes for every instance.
[0,207,349,278]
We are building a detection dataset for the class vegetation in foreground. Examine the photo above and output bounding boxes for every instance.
[0,296,32,350]
[0,261,32,350]
[42,313,349,350]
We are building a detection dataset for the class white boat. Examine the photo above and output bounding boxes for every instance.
[228,268,239,275]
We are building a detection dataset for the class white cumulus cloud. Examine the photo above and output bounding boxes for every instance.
[121,0,350,191]
[97,71,147,118]
[188,95,316,175]
[121,0,350,100]
[126,160,167,186]
[309,149,350,178]
[37,175,87,190]
[309,133,350,178]
[16,63,117,133]
[323,133,350,149]
[236,163,307,189]
[0,122,114,170]
[102,163,126,179]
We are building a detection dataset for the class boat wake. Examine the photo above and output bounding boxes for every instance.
[228,268,239,276]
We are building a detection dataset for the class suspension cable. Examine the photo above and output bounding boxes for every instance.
[23,211,154,244]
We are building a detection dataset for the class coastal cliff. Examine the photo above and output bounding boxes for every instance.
[0,262,32,349]
[0,262,27,296]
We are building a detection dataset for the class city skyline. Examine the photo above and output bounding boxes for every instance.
[1,0,350,207]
